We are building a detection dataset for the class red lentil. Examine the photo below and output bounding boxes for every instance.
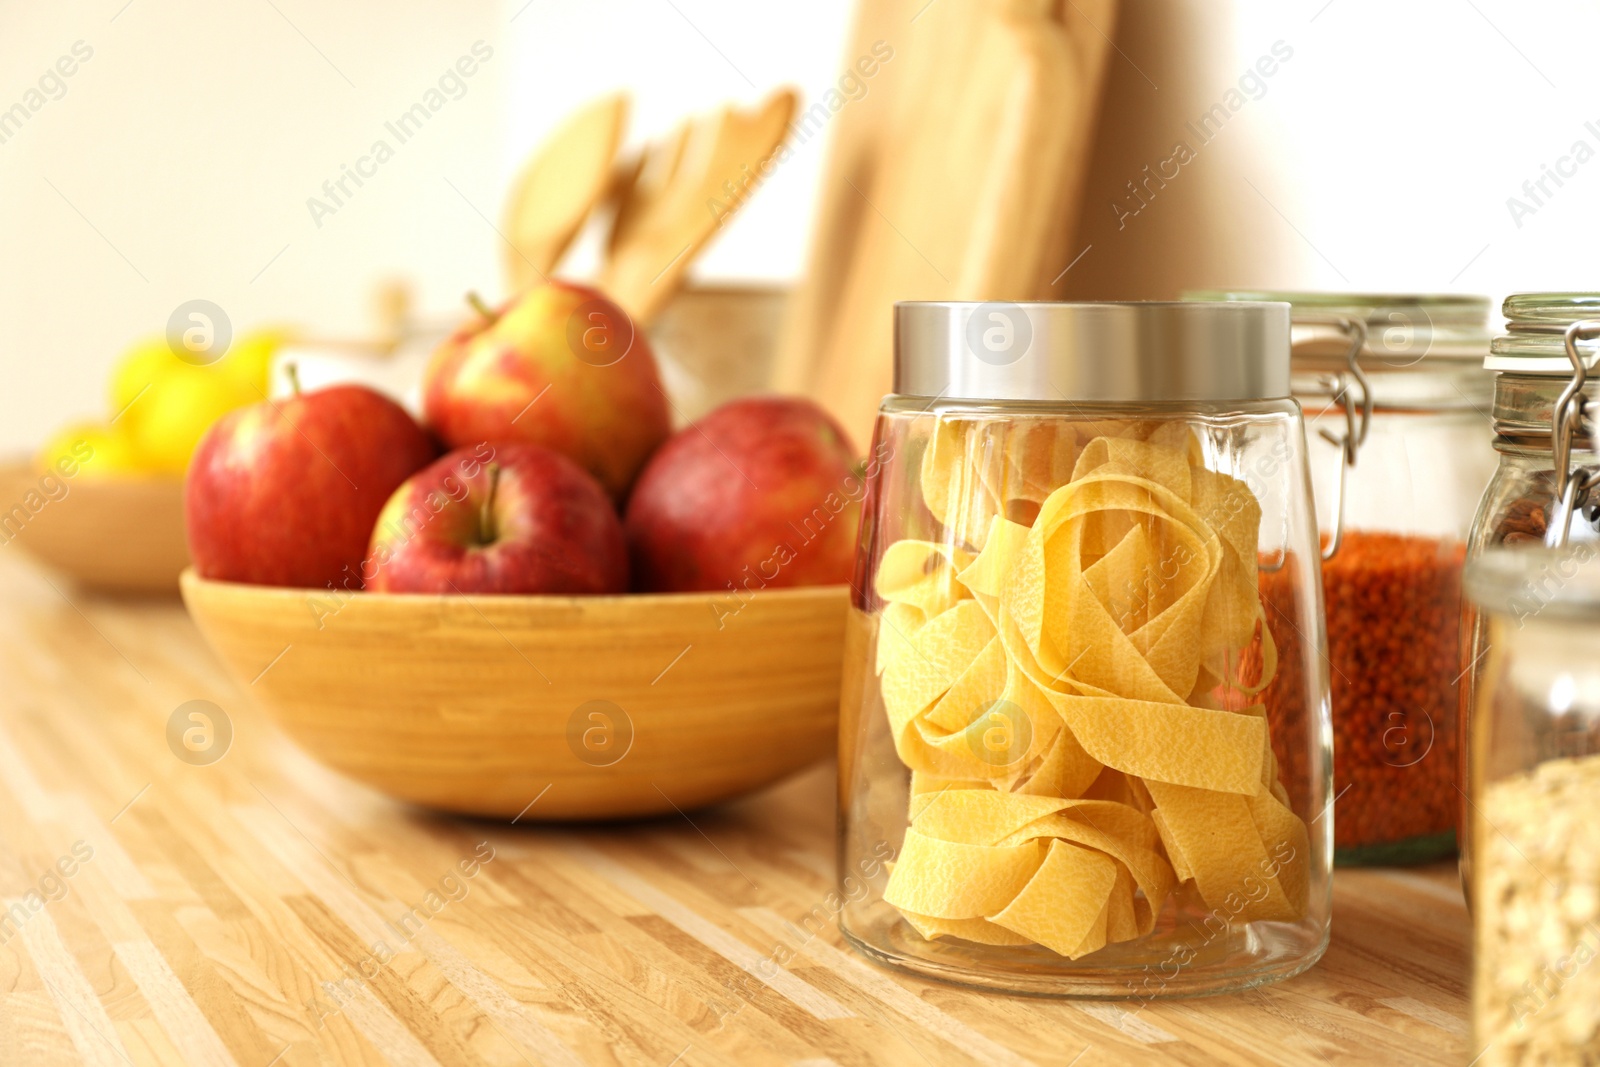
[1250,531,1466,862]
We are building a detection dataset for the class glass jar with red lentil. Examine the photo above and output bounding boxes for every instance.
[1189,292,1495,865]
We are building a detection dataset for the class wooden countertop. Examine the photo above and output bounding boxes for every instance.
[0,554,1472,1066]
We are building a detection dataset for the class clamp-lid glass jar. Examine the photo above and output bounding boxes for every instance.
[1465,548,1600,1064]
[1473,293,1600,550]
[1460,294,1600,896]
[838,301,1332,997]
[1188,291,1494,866]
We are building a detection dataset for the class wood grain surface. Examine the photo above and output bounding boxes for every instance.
[0,552,1472,1066]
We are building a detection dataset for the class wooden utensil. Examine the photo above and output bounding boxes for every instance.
[816,0,1098,445]
[181,571,848,820]
[783,0,1118,447]
[502,93,630,295]
[771,0,984,417]
[599,89,797,326]
[0,460,188,594]
[1034,0,1119,297]
[950,0,1093,296]
[770,0,916,394]
[606,120,691,260]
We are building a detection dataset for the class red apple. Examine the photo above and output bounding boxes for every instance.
[423,283,671,500]
[365,442,627,595]
[625,396,861,593]
[186,382,437,588]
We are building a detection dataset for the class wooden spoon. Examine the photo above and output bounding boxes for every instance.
[501,93,630,295]
[599,89,797,325]
[607,121,690,259]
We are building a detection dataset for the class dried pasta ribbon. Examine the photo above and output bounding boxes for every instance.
[877,422,1310,958]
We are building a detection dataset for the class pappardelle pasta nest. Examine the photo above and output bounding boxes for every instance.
[875,418,1308,960]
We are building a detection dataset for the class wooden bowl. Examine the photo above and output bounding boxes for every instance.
[180,570,849,820]
[0,459,188,594]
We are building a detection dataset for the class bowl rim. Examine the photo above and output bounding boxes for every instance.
[0,454,185,486]
[179,567,852,607]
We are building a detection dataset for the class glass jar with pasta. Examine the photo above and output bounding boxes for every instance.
[838,301,1333,997]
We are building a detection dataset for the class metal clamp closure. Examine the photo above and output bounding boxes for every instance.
[1547,320,1600,548]
[1296,316,1370,561]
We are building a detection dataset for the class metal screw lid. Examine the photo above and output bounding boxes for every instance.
[893,301,1291,404]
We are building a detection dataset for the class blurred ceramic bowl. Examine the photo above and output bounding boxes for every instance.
[0,459,188,594]
[649,284,788,420]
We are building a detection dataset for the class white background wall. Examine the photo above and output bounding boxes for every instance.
[2,0,1598,453]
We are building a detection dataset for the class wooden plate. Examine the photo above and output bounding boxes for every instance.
[0,459,188,594]
[180,570,849,820]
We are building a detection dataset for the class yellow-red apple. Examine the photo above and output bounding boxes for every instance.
[423,282,670,500]
[366,442,627,595]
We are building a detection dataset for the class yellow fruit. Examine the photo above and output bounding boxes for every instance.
[123,365,257,475]
[38,422,147,479]
[110,336,177,418]
[220,327,295,395]
[101,325,286,476]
